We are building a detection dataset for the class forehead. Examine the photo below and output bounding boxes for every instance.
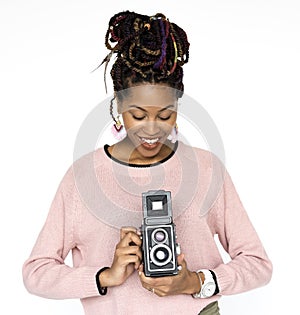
[117,85,177,108]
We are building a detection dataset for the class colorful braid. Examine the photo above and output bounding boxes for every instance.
[100,10,190,94]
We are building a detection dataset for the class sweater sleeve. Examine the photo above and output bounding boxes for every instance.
[22,167,100,299]
[211,170,273,295]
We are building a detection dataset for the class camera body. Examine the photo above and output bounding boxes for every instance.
[141,190,179,277]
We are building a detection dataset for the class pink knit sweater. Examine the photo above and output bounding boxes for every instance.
[23,141,272,314]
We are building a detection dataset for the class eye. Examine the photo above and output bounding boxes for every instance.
[158,115,172,121]
[132,115,146,120]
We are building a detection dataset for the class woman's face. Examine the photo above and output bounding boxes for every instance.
[117,84,178,161]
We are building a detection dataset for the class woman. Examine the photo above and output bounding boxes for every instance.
[23,11,272,314]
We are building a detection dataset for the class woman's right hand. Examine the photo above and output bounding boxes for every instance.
[99,227,142,287]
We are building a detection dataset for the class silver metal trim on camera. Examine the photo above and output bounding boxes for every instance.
[141,190,179,277]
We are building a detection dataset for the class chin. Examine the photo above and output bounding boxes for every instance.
[136,143,164,159]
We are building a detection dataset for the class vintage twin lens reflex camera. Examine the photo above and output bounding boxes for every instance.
[141,190,180,277]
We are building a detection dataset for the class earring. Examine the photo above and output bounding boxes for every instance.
[111,115,127,141]
[168,123,178,143]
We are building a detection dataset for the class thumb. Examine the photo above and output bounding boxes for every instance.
[177,253,185,266]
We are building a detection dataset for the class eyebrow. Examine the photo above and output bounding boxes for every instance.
[129,105,175,112]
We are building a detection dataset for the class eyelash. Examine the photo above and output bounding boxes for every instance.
[132,115,172,121]
[132,115,145,121]
[159,116,172,121]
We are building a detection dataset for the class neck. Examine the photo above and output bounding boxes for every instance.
[108,138,176,165]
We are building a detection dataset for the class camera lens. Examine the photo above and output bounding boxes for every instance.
[150,244,172,266]
[154,231,165,242]
[156,249,166,260]
[151,228,168,244]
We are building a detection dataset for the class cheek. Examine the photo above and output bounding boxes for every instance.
[165,116,177,130]
[163,122,175,132]
[122,116,140,131]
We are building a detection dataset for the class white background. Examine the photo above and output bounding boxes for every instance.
[1,0,299,314]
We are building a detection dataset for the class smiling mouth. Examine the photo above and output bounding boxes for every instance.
[139,137,160,145]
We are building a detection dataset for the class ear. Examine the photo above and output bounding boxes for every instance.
[114,93,122,115]
[117,103,122,115]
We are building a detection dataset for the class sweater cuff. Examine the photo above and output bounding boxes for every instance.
[209,270,220,295]
[211,265,230,295]
[81,266,104,297]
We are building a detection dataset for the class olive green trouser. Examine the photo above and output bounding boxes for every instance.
[199,301,220,315]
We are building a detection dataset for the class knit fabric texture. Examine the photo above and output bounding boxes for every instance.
[23,141,272,314]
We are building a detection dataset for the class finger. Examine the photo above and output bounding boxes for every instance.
[138,264,144,273]
[116,245,141,258]
[117,254,141,267]
[139,275,157,291]
[114,247,142,265]
[138,271,163,288]
[134,249,143,269]
[142,283,167,297]
[151,287,167,297]
[177,253,186,270]
[120,226,141,239]
[126,246,143,269]
[115,244,142,271]
[119,231,142,247]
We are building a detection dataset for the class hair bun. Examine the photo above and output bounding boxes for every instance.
[101,10,190,93]
[105,11,189,65]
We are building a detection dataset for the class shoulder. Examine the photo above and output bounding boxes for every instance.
[72,146,108,174]
[177,141,224,171]
[52,147,108,196]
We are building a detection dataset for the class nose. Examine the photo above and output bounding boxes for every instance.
[142,121,161,136]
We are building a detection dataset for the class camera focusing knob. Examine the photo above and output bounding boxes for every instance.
[176,243,181,256]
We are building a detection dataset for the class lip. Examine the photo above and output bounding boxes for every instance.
[138,136,161,143]
[138,136,161,149]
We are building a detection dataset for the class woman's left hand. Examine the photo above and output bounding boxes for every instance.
[138,253,200,297]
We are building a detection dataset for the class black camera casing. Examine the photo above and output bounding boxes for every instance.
[141,190,179,277]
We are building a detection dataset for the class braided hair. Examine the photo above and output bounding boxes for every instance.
[102,11,190,96]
